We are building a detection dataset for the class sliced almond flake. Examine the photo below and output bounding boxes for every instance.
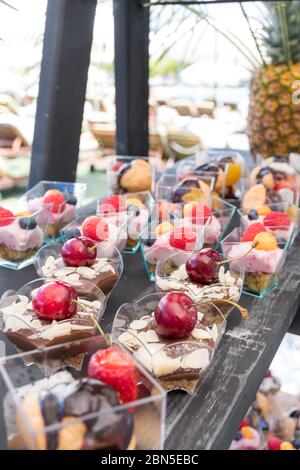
[129,319,149,330]
[181,349,210,370]
[210,323,218,343]
[1,303,27,317]
[134,347,153,373]
[118,332,141,348]
[218,266,226,283]
[55,267,76,275]
[197,311,204,321]
[153,352,182,377]
[76,267,97,279]
[138,330,160,343]
[66,273,81,282]
[191,327,212,340]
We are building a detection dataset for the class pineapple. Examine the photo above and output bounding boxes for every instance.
[248,1,300,159]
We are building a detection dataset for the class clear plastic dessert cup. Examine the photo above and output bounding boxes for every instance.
[221,227,288,298]
[238,201,298,249]
[97,191,154,254]
[19,181,87,243]
[0,336,166,450]
[112,292,221,393]
[0,206,50,270]
[139,218,206,282]
[155,251,244,319]
[60,214,128,253]
[0,278,106,354]
[107,156,156,195]
[34,243,123,297]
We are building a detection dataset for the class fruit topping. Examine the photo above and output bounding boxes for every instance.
[280,442,294,451]
[32,281,78,321]
[173,178,199,203]
[241,223,267,242]
[65,194,77,206]
[242,184,266,213]
[154,292,197,339]
[253,232,278,251]
[63,227,81,241]
[0,207,15,227]
[267,436,282,450]
[234,431,242,441]
[111,161,124,171]
[256,205,271,216]
[186,248,222,284]
[169,226,196,251]
[43,190,66,214]
[247,209,258,220]
[274,180,293,191]
[239,419,249,429]
[155,222,174,237]
[82,216,109,242]
[183,202,212,224]
[225,162,242,186]
[61,236,97,267]
[99,195,126,214]
[18,217,37,230]
[88,346,137,403]
[264,212,290,229]
[240,426,254,440]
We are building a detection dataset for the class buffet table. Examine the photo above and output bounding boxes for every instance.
[0,218,300,450]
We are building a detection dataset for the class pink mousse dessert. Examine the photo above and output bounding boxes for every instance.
[180,202,221,246]
[0,207,44,262]
[230,426,262,450]
[240,210,295,244]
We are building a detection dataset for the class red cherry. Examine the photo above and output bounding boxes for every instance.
[267,436,283,451]
[61,236,97,267]
[186,249,222,284]
[154,292,197,339]
[32,281,78,321]
[169,226,197,251]
[88,346,137,403]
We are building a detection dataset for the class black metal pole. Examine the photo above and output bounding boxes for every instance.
[113,0,150,156]
[29,0,97,187]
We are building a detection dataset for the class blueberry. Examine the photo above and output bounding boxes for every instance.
[65,194,77,206]
[290,409,300,419]
[127,204,140,216]
[63,227,81,240]
[248,209,258,220]
[234,431,243,441]
[18,217,37,230]
[259,419,269,431]
[143,238,154,247]
[292,439,300,449]
[277,238,286,246]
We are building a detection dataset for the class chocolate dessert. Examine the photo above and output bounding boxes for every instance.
[13,373,134,450]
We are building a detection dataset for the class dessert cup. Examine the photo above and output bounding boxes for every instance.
[107,156,155,195]
[19,181,87,242]
[35,243,123,297]
[60,214,128,252]
[97,191,154,254]
[155,251,244,318]
[0,206,49,270]
[238,201,298,249]
[112,292,222,393]
[221,227,288,298]
[0,278,106,354]
[139,218,206,282]
[156,172,215,206]
[0,336,166,450]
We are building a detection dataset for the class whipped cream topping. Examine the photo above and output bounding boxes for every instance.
[27,197,77,225]
[0,218,43,251]
[41,255,116,284]
[1,294,101,341]
[203,215,222,244]
[157,264,241,302]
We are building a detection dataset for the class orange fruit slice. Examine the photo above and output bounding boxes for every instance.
[254,232,278,250]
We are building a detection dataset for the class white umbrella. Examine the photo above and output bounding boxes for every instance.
[180,61,251,87]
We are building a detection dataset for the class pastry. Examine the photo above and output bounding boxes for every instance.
[109,158,153,194]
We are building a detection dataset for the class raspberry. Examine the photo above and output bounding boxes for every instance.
[183,202,212,224]
[169,226,197,251]
[99,195,126,214]
[241,223,267,242]
[267,436,282,451]
[0,207,15,227]
[81,216,109,242]
[274,181,293,191]
[264,212,290,229]
[239,419,249,430]
[43,190,66,213]
[88,346,137,403]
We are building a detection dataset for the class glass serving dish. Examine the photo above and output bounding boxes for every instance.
[0,205,50,270]
[97,191,154,254]
[34,243,123,297]
[221,227,288,298]
[111,292,223,393]
[0,336,166,450]
[0,278,106,354]
[107,156,156,195]
[238,201,298,249]
[60,214,128,253]
[155,251,244,319]
[19,181,87,243]
[139,218,206,282]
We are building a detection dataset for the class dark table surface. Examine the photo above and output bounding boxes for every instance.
[0,231,300,450]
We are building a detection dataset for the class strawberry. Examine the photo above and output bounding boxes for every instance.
[43,189,66,213]
[99,195,126,214]
[88,346,137,403]
[82,216,109,242]
[111,161,124,172]
[264,212,290,229]
[274,181,293,191]
[241,223,267,242]
[169,226,196,251]
[183,202,212,224]
[0,207,15,227]
[267,436,282,451]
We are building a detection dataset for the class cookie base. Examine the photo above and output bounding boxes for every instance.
[0,244,38,262]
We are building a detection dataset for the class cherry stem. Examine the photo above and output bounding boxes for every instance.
[217,241,259,266]
[190,298,249,320]
[72,299,110,346]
